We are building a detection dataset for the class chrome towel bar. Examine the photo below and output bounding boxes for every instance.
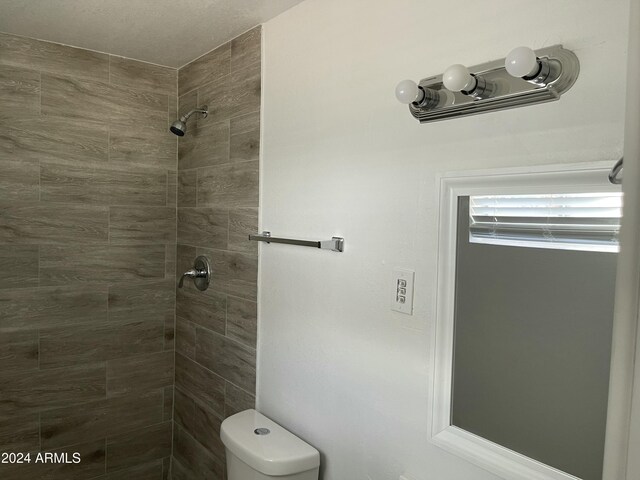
[249,231,344,253]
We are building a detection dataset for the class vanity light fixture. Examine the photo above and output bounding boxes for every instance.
[396,44,579,123]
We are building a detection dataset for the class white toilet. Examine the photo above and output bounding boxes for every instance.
[220,409,320,480]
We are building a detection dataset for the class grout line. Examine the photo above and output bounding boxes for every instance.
[37,328,41,370]
[222,381,227,418]
[38,412,42,452]
[38,70,42,116]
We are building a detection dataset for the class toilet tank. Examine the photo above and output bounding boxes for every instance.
[220,409,320,480]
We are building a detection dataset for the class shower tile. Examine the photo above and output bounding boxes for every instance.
[39,244,166,285]
[226,296,257,348]
[0,439,107,480]
[178,120,230,170]
[40,162,168,206]
[106,351,174,396]
[109,206,177,244]
[0,363,106,417]
[39,319,164,369]
[172,423,225,480]
[195,328,256,394]
[227,61,261,117]
[212,274,257,302]
[0,33,109,81]
[178,43,230,97]
[108,279,175,323]
[41,73,113,123]
[0,285,108,330]
[41,73,168,129]
[0,414,39,453]
[224,382,255,418]
[199,61,261,124]
[172,389,225,463]
[0,65,40,119]
[106,82,169,128]
[0,245,39,289]
[165,244,177,279]
[178,170,197,207]
[109,123,178,170]
[174,353,225,415]
[198,247,258,301]
[230,26,261,74]
[98,460,163,480]
[0,330,38,372]
[177,207,228,249]
[176,316,196,359]
[0,116,109,164]
[169,456,197,480]
[0,203,109,244]
[195,77,228,123]
[173,387,193,428]
[109,55,177,95]
[0,160,39,203]
[197,161,259,208]
[230,110,260,136]
[229,125,259,163]
[176,285,226,334]
[0,31,179,476]
[228,208,258,255]
[177,89,197,118]
[40,390,164,449]
[192,401,225,463]
[106,421,172,472]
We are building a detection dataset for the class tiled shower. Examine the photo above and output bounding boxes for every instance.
[0,26,260,480]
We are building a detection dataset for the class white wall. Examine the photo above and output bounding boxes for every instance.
[258,1,630,479]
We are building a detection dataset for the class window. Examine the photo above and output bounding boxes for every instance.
[469,192,623,253]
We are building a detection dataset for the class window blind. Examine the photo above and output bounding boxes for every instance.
[468,192,622,253]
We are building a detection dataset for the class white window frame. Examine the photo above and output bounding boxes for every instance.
[430,162,621,480]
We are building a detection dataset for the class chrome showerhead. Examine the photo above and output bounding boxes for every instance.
[170,119,187,136]
[169,105,208,136]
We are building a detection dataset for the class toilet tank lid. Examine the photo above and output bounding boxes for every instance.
[220,409,320,476]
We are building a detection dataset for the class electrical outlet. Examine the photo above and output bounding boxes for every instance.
[391,268,414,314]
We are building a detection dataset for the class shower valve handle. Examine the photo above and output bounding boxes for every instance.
[178,256,211,291]
[178,268,199,288]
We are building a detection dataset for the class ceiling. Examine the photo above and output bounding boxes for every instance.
[0,0,305,68]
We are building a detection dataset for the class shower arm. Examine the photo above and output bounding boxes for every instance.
[180,108,208,122]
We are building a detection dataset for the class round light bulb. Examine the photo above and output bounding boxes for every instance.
[442,64,475,92]
[395,79,421,104]
[505,46,539,78]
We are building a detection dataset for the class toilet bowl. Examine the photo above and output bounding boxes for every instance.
[220,409,320,480]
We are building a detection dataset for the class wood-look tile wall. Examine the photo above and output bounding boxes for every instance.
[173,26,261,479]
[0,32,177,480]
